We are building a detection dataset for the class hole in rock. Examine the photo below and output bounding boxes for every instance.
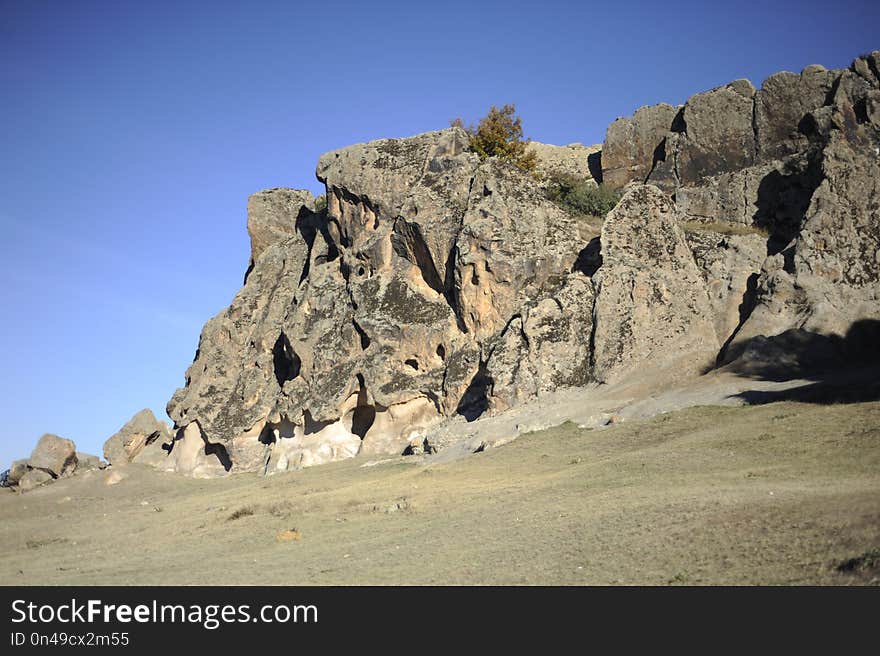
[204,441,232,472]
[258,424,277,445]
[405,358,419,370]
[587,151,603,183]
[353,320,371,350]
[350,374,376,439]
[436,344,446,360]
[272,332,301,386]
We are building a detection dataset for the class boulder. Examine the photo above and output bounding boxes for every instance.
[592,185,719,383]
[7,460,30,486]
[18,468,53,492]
[103,409,173,467]
[28,434,77,478]
[75,452,106,472]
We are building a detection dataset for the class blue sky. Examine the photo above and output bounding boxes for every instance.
[1,0,878,465]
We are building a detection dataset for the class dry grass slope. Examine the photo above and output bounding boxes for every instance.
[0,400,878,585]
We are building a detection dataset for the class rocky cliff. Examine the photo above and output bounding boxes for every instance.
[153,50,879,477]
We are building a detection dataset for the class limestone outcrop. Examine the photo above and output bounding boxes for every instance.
[165,127,594,475]
[592,186,719,384]
[602,51,880,371]
[152,50,879,477]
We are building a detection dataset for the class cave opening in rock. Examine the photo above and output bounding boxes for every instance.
[204,441,232,472]
[436,344,446,360]
[351,374,376,439]
[258,423,277,445]
[272,332,301,386]
[405,358,419,370]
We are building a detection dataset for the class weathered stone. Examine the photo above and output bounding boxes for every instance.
[725,93,880,362]
[674,163,776,226]
[168,128,591,474]
[7,460,29,486]
[602,103,679,189]
[103,409,173,467]
[28,434,77,478]
[674,80,757,185]
[486,273,594,412]
[159,50,880,476]
[526,141,601,181]
[75,453,106,472]
[162,423,230,478]
[18,468,52,492]
[684,231,766,346]
[246,188,315,270]
[592,185,719,383]
[755,66,836,160]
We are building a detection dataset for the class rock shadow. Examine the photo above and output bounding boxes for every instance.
[725,319,880,405]
[753,153,823,258]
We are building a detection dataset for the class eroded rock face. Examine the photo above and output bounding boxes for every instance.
[727,95,880,357]
[604,51,880,375]
[167,127,593,474]
[246,189,315,271]
[29,434,77,478]
[602,103,680,189]
[526,141,601,181]
[754,66,836,160]
[160,51,880,477]
[592,186,719,383]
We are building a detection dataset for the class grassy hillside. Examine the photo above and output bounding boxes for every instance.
[1,400,878,585]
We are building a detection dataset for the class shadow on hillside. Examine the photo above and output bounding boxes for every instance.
[724,319,880,405]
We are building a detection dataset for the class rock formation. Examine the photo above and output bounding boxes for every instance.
[148,49,880,476]
[28,434,77,478]
[2,433,108,492]
[604,51,880,367]
[526,141,602,182]
[103,409,174,468]
[591,185,719,384]
[164,127,594,476]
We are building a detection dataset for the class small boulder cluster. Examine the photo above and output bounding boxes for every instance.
[0,434,105,492]
[2,409,174,493]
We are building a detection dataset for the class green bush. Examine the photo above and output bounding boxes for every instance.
[546,173,622,217]
[314,194,327,213]
[451,104,538,173]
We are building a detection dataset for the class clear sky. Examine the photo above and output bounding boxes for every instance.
[1,0,878,466]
